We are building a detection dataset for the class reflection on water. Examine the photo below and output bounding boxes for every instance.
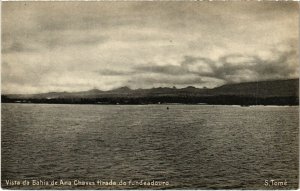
[1,104,299,189]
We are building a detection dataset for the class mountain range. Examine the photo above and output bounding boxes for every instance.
[2,78,299,105]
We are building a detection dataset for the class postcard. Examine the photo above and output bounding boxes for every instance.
[1,1,299,190]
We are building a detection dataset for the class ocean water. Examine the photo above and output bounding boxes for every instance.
[1,103,299,189]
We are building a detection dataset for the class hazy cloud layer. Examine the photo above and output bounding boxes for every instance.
[96,43,298,89]
[2,2,299,93]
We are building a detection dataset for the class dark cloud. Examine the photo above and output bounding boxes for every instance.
[252,51,297,78]
[211,49,298,83]
[96,43,298,86]
[135,64,184,75]
[2,35,108,53]
[37,15,142,32]
[2,42,37,53]
[96,69,135,76]
[43,35,108,49]
[131,76,206,85]
[182,56,215,66]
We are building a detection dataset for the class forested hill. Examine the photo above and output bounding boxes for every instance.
[211,79,298,97]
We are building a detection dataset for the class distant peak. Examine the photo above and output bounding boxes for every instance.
[117,86,131,90]
[184,86,196,89]
[110,86,132,92]
[87,88,102,93]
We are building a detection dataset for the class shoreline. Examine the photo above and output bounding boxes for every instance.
[1,102,298,107]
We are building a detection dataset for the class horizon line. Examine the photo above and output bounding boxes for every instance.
[2,78,298,95]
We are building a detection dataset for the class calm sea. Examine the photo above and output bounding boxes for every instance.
[1,103,299,189]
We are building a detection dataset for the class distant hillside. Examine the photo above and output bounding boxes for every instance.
[2,78,299,105]
[211,79,299,97]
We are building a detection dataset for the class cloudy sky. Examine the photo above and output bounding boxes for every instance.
[2,2,299,94]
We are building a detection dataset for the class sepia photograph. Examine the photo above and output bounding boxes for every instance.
[1,1,299,189]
